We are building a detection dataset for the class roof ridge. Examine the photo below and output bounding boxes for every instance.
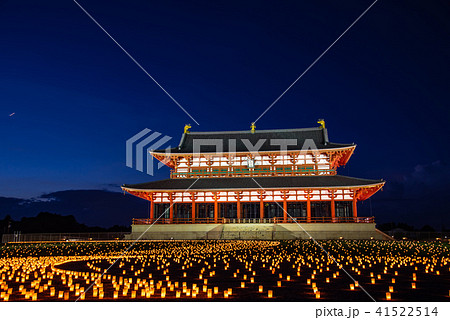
[187,126,322,135]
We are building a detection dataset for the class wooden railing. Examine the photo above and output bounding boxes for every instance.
[132,216,375,225]
[170,167,335,179]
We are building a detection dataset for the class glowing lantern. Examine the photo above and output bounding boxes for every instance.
[259,285,263,293]
[176,291,181,298]
[207,289,212,298]
[286,275,290,281]
[277,281,281,287]
[386,292,391,300]
[349,284,354,290]
[241,282,245,288]
[315,291,320,299]
[214,287,218,294]
[411,283,416,289]
[268,290,273,298]
[389,286,394,293]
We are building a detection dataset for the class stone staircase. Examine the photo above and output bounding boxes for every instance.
[221,224,274,240]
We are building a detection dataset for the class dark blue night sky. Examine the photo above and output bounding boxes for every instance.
[0,0,449,228]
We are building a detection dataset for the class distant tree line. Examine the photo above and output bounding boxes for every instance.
[377,222,440,232]
[0,212,131,236]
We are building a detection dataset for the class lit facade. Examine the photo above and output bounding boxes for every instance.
[122,122,384,225]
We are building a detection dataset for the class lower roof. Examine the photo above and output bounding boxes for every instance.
[122,175,384,191]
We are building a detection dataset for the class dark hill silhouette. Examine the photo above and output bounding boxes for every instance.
[0,212,130,236]
[0,190,148,228]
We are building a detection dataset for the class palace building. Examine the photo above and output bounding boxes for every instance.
[122,121,388,240]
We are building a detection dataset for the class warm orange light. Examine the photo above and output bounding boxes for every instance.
[259,285,263,293]
[349,284,354,290]
[241,282,245,288]
[315,291,320,299]
[411,282,416,289]
[277,281,281,287]
[268,290,273,298]
[386,292,391,300]
[207,289,212,298]
[371,278,375,284]
[389,286,394,293]
[214,287,218,294]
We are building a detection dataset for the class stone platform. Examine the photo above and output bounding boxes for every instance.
[126,223,392,240]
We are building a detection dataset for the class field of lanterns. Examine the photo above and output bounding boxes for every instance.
[0,240,449,301]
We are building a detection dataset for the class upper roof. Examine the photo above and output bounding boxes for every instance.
[122,175,383,191]
[152,126,354,154]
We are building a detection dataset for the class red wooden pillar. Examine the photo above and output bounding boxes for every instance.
[169,193,174,224]
[352,194,358,219]
[235,191,242,220]
[190,192,197,223]
[192,198,196,223]
[258,191,265,221]
[330,191,336,222]
[149,193,154,223]
[306,197,311,223]
[213,192,218,223]
[260,198,264,220]
[283,199,287,223]
[237,198,241,220]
